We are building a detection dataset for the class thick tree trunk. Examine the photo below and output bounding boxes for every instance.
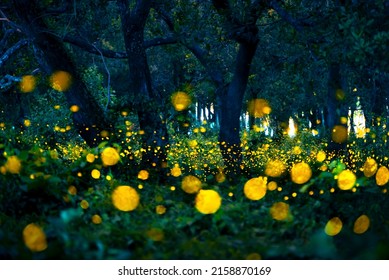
[13,0,112,147]
[325,63,348,156]
[119,0,168,170]
[219,40,258,175]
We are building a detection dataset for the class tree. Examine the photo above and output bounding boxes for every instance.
[8,0,113,147]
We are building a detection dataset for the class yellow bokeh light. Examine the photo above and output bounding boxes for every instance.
[156,205,166,215]
[50,70,72,91]
[4,155,22,174]
[23,223,47,252]
[91,214,102,224]
[195,189,222,214]
[171,164,182,177]
[80,199,89,209]
[363,158,378,178]
[24,119,31,127]
[264,159,285,178]
[243,177,267,200]
[112,186,140,212]
[247,98,271,118]
[290,162,312,184]
[86,153,95,163]
[91,169,101,179]
[171,91,191,111]
[19,75,36,93]
[68,185,77,195]
[215,171,226,183]
[69,105,79,113]
[101,147,120,166]
[267,181,278,191]
[137,170,149,180]
[316,151,326,162]
[337,169,356,190]
[324,217,343,236]
[353,215,370,234]
[375,166,389,186]
[331,125,348,144]
[270,202,290,221]
[181,175,202,194]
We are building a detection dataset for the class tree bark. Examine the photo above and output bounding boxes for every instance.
[12,0,112,147]
[325,63,348,156]
[219,39,258,175]
[118,0,168,170]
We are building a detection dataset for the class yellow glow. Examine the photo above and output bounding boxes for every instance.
[363,158,378,177]
[247,98,271,118]
[215,172,226,183]
[353,215,370,234]
[91,214,102,224]
[23,223,47,252]
[324,217,343,236]
[270,202,290,221]
[80,200,89,209]
[24,119,31,127]
[195,189,222,214]
[50,70,72,91]
[264,159,285,178]
[243,177,267,200]
[376,166,389,186]
[112,186,140,211]
[267,181,278,191]
[331,125,348,143]
[171,91,191,111]
[4,155,22,174]
[137,170,149,180]
[19,75,36,93]
[86,153,96,163]
[101,147,120,166]
[316,151,326,162]
[337,169,356,190]
[156,205,166,215]
[69,105,79,113]
[290,162,312,184]
[68,185,77,195]
[181,175,202,194]
[91,169,101,179]
[171,164,182,177]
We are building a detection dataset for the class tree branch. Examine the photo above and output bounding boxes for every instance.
[0,39,28,68]
[63,35,127,58]
[63,35,177,58]
[268,0,319,61]
[144,36,177,49]
[268,0,304,32]
[0,74,21,93]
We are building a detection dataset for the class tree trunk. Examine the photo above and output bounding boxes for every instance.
[219,40,258,175]
[325,63,348,156]
[119,0,168,170]
[13,0,112,147]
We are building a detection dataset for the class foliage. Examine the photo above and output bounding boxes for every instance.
[1,128,389,260]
